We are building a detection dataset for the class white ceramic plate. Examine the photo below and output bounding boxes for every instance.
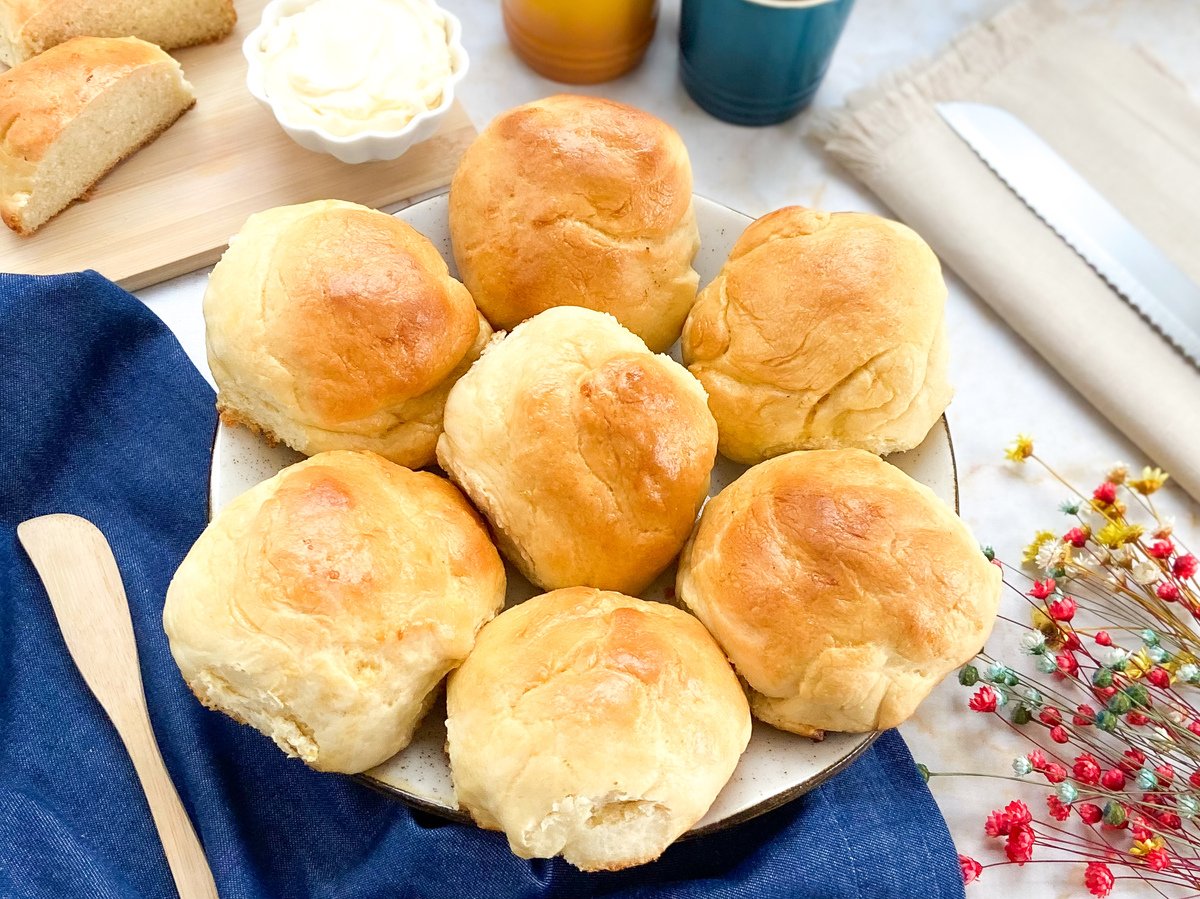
[209,193,958,836]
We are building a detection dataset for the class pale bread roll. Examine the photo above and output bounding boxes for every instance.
[0,0,236,65]
[204,200,491,470]
[449,94,700,352]
[676,449,1000,736]
[164,451,506,774]
[682,206,952,463]
[0,35,195,235]
[436,306,717,594]
[446,587,751,871]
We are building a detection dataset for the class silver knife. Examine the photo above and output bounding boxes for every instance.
[936,100,1200,369]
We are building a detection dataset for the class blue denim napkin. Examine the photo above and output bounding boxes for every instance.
[0,271,965,899]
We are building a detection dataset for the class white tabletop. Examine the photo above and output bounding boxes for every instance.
[138,2,1200,894]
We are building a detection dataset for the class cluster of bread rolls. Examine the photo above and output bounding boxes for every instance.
[0,0,236,234]
[166,93,1001,872]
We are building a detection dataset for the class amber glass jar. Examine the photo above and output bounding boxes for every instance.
[502,0,658,84]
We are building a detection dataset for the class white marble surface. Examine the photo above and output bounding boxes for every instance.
[137,1,1200,894]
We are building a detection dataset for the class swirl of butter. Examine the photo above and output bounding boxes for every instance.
[260,0,453,137]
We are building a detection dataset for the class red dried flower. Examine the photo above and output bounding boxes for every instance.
[1101,769,1127,791]
[1190,770,1200,789]
[984,810,1008,837]
[984,800,1031,838]
[1055,652,1078,676]
[958,854,982,885]
[1048,596,1077,622]
[1126,711,1150,726]
[1093,482,1118,505]
[1063,631,1082,651]
[1073,754,1102,785]
[1120,748,1147,774]
[1174,554,1198,580]
[1046,794,1070,821]
[1029,578,1056,599]
[1158,582,1181,602]
[1093,685,1117,702]
[1038,707,1062,726]
[1027,750,1047,771]
[1145,848,1171,871]
[1189,721,1200,737]
[1130,817,1153,842]
[1005,824,1035,865]
[1148,540,1174,559]
[969,686,997,713]
[1084,862,1114,897]
[1073,704,1096,726]
[1094,631,1113,646]
[1005,800,1032,825]
[1146,667,1170,688]
[1156,763,1175,785]
[1063,527,1088,547]
[1044,763,1068,783]
[1078,803,1102,825]
[1049,725,1070,744]
[1159,812,1182,830]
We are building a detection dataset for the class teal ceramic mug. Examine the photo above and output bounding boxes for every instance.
[679,0,855,126]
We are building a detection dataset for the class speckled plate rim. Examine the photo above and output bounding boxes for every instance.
[203,192,960,839]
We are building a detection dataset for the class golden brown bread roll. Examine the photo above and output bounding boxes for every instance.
[436,306,717,594]
[446,587,751,871]
[164,451,506,774]
[0,35,195,235]
[676,448,1000,736]
[204,200,491,469]
[448,94,700,352]
[682,206,953,463]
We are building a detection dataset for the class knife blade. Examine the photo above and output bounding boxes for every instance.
[935,100,1200,369]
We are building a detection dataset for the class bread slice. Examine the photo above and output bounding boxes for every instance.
[0,0,236,65]
[0,35,195,235]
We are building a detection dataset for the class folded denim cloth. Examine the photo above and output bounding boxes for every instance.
[0,271,964,899]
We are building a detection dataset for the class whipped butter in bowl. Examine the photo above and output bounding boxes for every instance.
[244,0,468,163]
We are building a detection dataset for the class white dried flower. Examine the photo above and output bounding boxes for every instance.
[1132,561,1162,585]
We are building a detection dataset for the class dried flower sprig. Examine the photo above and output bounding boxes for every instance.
[928,436,1200,897]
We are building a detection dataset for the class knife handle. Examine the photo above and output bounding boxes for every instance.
[119,710,221,899]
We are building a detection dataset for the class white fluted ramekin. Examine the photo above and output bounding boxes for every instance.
[243,0,468,164]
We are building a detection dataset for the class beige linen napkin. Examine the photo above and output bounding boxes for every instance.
[817,1,1200,499]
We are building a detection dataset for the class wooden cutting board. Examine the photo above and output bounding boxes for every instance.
[0,0,477,290]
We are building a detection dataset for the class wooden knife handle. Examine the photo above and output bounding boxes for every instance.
[121,711,220,899]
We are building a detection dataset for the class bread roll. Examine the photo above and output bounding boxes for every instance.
[164,451,506,774]
[0,0,236,65]
[682,206,952,463]
[205,200,491,470]
[676,449,1000,736]
[449,94,700,352]
[0,36,195,235]
[447,587,750,871]
[437,306,717,594]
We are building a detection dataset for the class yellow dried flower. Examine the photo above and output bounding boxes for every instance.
[1023,530,1056,564]
[1005,434,1034,463]
[1095,521,1145,548]
[1107,463,1130,485]
[1125,648,1154,679]
[1130,466,1170,495]
[1130,836,1165,857]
